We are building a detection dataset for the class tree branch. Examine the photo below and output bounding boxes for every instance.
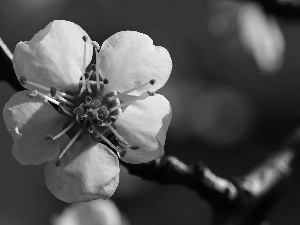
[237,0,300,20]
[0,37,23,90]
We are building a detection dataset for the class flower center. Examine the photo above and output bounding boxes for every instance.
[20,36,155,167]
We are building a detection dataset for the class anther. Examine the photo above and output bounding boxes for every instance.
[107,79,155,101]
[89,64,96,71]
[56,119,86,165]
[85,96,92,104]
[149,79,156,85]
[87,111,96,119]
[27,90,37,98]
[84,72,90,79]
[44,135,54,141]
[19,76,27,85]
[55,159,62,167]
[103,78,109,84]
[108,126,129,146]
[119,150,127,157]
[50,87,57,97]
[110,116,116,123]
[147,90,156,96]
[45,121,76,142]
[82,36,88,42]
[94,129,121,153]
[20,77,51,92]
[97,119,103,126]
[73,106,85,116]
[130,145,140,150]
[88,125,95,133]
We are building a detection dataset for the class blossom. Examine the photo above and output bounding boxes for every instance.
[52,199,125,225]
[3,20,172,203]
[208,1,285,74]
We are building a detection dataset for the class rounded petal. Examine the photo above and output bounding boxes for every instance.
[3,91,67,165]
[45,135,120,203]
[53,200,123,225]
[13,20,93,93]
[99,31,172,95]
[115,94,172,164]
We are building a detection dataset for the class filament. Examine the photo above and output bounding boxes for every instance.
[109,92,150,112]
[108,79,155,101]
[45,121,75,141]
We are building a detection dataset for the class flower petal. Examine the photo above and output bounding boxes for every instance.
[13,20,93,93]
[3,91,67,165]
[45,135,120,203]
[99,31,172,95]
[115,94,172,164]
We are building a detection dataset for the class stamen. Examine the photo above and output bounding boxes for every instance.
[108,126,129,145]
[81,36,87,83]
[130,145,140,150]
[93,129,121,153]
[50,87,57,97]
[35,91,60,105]
[108,126,140,151]
[57,92,75,100]
[95,49,100,91]
[82,36,88,42]
[56,128,83,166]
[44,121,75,141]
[109,92,150,112]
[19,76,51,92]
[19,76,75,101]
[107,79,156,101]
[85,96,92,104]
[56,118,87,166]
[92,99,102,108]
[78,80,87,97]
[56,95,75,106]
[73,106,85,116]
[59,104,73,116]
[110,116,116,122]
[78,72,92,97]
[27,90,37,98]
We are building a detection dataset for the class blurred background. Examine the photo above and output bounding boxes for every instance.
[1,0,300,224]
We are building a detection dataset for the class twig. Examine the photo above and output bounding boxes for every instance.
[0,37,23,90]
[0,37,13,60]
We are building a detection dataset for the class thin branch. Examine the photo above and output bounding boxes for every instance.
[0,37,13,60]
[120,157,239,208]
[0,37,23,91]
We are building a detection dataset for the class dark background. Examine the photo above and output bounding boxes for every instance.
[1,0,300,224]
